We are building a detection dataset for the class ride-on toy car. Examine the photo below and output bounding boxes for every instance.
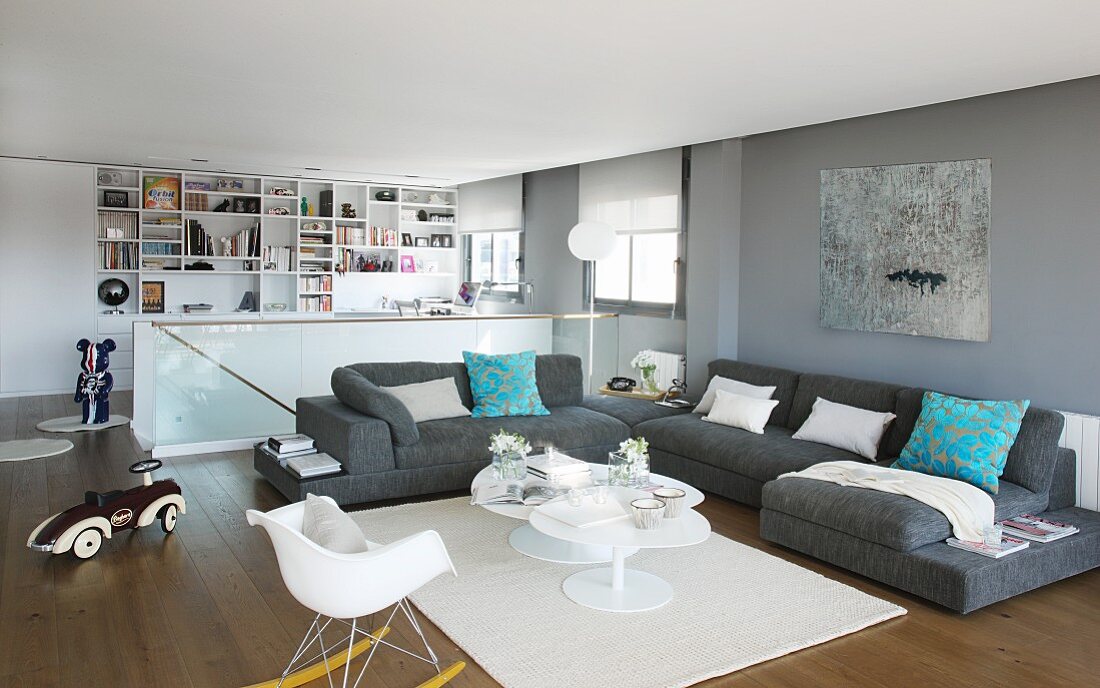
[27,459,185,559]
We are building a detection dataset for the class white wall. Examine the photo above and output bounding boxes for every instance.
[0,158,94,396]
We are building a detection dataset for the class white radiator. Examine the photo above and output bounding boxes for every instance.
[650,351,687,392]
[1059,411,1100,511]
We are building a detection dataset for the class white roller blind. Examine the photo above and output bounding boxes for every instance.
[458,174,523,233]
[579,147,681,234]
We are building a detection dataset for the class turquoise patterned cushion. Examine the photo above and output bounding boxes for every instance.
[892,391,1030,494]
[462,350,550,418]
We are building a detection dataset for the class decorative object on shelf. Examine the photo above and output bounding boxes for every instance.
[74,338,116,425]
[185,181,210,191]
[653,487,686,518]
[97,170,123,186]
[97,278,130,314]
[268,206,290,215]
[269,186,293,196]
[424,260,439,273]
[414,258,425,272]
[237,290,258,312]
[308,202,315,216]
[430,233,445,247]
[102,190,128,208]
[608,436,650,487]
[300,196,309,216]
[143,176,180,210]
[568,220,618,388]
[404,191,419,203]
[820,158,991,342]
[320,190,334,217]
[27,459,184,559]
[630,498,666,530]
[264,302,287,312]
[246,198,260,214]
[417,209,429,221]
[607,376,636,392]
[216,178,244,191]
[375,189,395,202]
[399,255,415,272]
[401,232,413,246]
[233,198,247,213]
[141,280,165,314]
[184,260,215,270]
[631,349,660,394]
[489,429,532,480]
[302,221,327,231]
[427,192,449,205]
[415,236,429,247]
[212,198,230,212]
[382,259,393,272]
[400,208,418,222]
[429,213,453,223]
[340,202,356,218]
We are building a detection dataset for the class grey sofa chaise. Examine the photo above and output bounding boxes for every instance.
[255,354,630,505]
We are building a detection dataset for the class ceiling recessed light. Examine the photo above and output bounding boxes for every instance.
[191,158,208,163]
[305,167,321,171]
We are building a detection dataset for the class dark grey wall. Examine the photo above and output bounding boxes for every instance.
[737,76,1100,414]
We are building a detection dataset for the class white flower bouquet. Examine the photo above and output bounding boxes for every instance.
[631,350,660,393]
[489,429,532,480]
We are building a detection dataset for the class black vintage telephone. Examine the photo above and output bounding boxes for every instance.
[608,376,637,392]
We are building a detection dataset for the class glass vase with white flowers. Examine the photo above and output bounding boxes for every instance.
[608,436,650,487]
[488,429,532,481]
[631,350,659,394]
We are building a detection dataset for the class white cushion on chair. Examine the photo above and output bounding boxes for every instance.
[302,493,371,554]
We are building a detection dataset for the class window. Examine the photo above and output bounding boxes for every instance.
[463,231,523,295]
[457,174,525,301]
[580,148,686,316]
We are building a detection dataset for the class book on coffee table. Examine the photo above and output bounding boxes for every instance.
[471,482,564,506]
[526,452,590,480]
[536,497,629,529]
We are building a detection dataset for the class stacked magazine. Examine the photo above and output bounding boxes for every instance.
[1000,514,1079,543]
[946,534,1030,559]
[526,451,591,486]
[471,482,563,506]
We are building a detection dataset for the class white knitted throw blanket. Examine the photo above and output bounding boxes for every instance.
[778,460,994,542]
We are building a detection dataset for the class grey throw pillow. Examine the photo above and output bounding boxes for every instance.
[382,378,471,423]
[302,493,371,554]
[331,367,420,446]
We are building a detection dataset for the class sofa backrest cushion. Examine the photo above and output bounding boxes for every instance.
[788,374,902,449]
[347,361,474,408]
[534,354,584,407]
[893,387,1065,496]
[331,367,420,446]
[706,360,800,427]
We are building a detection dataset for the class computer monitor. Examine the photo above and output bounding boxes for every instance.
[453,281,483,313]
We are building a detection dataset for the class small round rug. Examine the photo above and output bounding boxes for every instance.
[36,415,130,433]
[0,439,74,462]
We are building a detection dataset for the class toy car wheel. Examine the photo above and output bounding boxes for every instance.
[160,504,178,534]
[73,528,103,559]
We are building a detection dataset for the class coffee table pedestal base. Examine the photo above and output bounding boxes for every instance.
[509,524,638,564]
[561,546,672,612]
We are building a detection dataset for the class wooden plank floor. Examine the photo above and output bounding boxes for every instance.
[1,392,1097,687]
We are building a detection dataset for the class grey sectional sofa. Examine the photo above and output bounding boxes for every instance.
[254,354,631,504]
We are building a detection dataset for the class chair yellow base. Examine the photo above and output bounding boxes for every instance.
[416,661,466,688]
[241,626,391,688]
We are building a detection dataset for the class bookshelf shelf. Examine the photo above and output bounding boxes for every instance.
[97,206,139,212]
[184,210,262,218]
[400,220,455,226]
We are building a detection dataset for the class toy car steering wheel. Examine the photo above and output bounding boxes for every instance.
[129,459,162,474]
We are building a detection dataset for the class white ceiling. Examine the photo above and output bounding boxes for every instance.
[2,1,1098,185]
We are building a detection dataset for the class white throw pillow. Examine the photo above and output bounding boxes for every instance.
[702,390,779,434]
[302,493,371,554]
[791,397,897,461]
[382,377,471,423]
[694,376,776,414]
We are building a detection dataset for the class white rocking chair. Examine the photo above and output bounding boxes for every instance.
[245,497,464,688]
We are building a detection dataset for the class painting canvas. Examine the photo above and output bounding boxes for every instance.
[819,159,991,342]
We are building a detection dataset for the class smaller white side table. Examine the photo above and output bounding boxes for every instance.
[529,488,711,612]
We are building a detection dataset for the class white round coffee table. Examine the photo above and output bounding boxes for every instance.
[528,487,711,612]
[471,462,703,564]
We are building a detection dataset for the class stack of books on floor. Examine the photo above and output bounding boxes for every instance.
[1000,514,1079,542]
[946,534,1030,559]
[260,434,342,478]
[526,451,591,487]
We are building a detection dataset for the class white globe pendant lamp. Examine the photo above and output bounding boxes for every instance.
[568,221,617,389]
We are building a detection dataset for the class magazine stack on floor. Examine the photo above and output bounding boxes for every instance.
[1000,514,1080,543]
[260,434,342,478]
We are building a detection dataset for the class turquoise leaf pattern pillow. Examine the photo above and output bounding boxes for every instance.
[462,350,550,418]
[892,391,1030,494]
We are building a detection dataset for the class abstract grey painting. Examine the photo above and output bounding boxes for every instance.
[819,159,991,342]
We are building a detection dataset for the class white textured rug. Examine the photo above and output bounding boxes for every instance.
[36,415,129,433]
[0,439,73,462]
[352,498,905,688]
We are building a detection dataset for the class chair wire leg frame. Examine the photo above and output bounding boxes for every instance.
[275,599,446,688]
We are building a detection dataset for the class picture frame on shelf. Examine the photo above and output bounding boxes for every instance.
[103,190,129,208]
[399,255,416,273]
[415,237,429,247]
[141,281,165,314]
[401,233,413,246]
[430,233,452,248]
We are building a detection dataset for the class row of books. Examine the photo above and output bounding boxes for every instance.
[333,225,399,247]
[101,241,138,270]
[225,223,261,257]
[300,235,330,246]
[184,192,210,211]
[262,245,295,272]
[98,210,138,239]
[185,220,214,257]
[185,220,261,257]
[299,295,332,312]
[947,514,1079,559]
[142,241,180,256]
[300,274,332,292]
[299,261,329,273]
[259,434,341,478]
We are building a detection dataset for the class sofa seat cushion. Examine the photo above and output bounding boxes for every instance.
[581,394,691,429]
[761,476,1048,552]
[635,414,863,484]
[393,406,630,470]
